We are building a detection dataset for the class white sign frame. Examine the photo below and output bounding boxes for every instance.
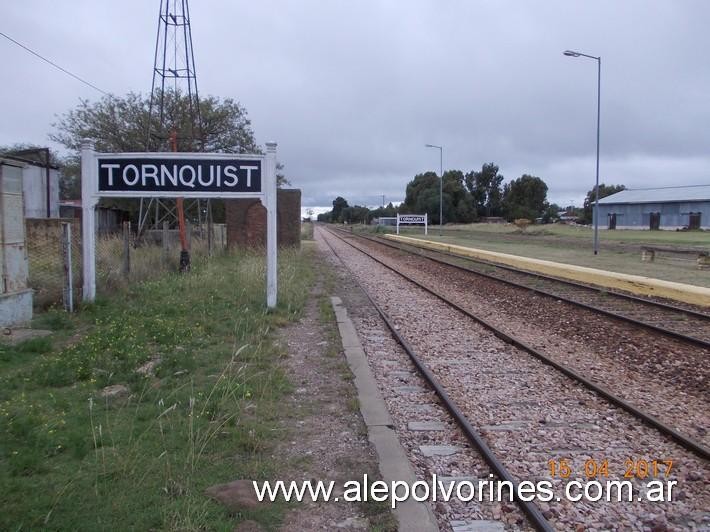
[396,213,428,235]
[80,140,279,308]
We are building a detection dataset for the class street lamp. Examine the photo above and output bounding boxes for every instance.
[564,49,601,255]
[425,144,443,236]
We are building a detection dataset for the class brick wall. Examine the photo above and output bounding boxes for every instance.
[225,188,301,248]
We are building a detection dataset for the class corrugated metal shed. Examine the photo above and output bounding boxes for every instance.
[599,185,710,205]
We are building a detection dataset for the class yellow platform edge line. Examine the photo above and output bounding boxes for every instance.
[384,234,710,308]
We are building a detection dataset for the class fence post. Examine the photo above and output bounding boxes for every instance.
[61,222,73,312]
[162,221,169,265]
[207,204,214,257]
[122,221,131,278]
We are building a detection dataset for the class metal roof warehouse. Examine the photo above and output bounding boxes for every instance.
[596,185,710,230]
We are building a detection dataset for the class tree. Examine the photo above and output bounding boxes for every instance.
[403,170,475,224]
[502,175,548,221]
[276,162,291,187]
[542,203,561,224]
[582,184,626,224]
[52,90,258,154]
[369,202,398,220]
[341,205,370,224]
[465,163,504,217]
[50,89,260,212]
[331,196,349,222]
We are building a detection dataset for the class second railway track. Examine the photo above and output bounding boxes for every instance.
[323,226,710,457]
[338,228,710,350]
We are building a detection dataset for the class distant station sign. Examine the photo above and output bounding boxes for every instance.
[396,213,428,235]
[96,155,262,197]
[398,215,426,224]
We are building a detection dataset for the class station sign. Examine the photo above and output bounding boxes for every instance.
[81,144,278,308]
[95,154,263,198]
[398,214,426,224]
[396,213,428,235]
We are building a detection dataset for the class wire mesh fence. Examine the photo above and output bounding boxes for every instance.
[26,218,228,310]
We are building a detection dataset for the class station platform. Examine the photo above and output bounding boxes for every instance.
[384,235,710,308]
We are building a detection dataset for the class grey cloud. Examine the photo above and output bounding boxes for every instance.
[1,0,709,210]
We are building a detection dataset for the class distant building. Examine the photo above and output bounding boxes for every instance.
[1,154,60,218]
[59,200,129,234]
[596,185,710,230]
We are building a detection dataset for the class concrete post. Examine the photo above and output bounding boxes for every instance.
[265,142,278,309]
[81,140,97,301]
[61,222,73,312]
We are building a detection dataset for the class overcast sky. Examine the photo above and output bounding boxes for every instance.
[2,1,709,208]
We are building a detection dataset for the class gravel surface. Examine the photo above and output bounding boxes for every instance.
[318,227,710,532]
[344,231,710,447]
[319,234,531,531]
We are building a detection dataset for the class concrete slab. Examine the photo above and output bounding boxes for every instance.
[408,421,447,431]
[331,297,439,532]
[387,370,413,380]
[396,385,428,395]
[450,520,506,532]
[420,445,461,457]
[480,421,529,432]
[0,327,51,346]
[437,476,479,486]
[0,290,33,328]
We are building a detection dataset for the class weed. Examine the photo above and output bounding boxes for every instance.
[0,248,313,530]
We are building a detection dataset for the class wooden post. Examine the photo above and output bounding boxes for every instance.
[122,221,131,277]
[162,221,169,265]
[207,202,214,257]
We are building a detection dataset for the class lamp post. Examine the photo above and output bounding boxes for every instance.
[564,49,601,255]
[425,144,443,236]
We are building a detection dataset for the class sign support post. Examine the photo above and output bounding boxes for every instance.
[81,140,98,302]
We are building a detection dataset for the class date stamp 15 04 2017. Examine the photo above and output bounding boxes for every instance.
[548,458,674,479]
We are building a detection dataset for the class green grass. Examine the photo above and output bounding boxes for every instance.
[356,223,710,287]
[300,222,314,241]
[0,248,313,531]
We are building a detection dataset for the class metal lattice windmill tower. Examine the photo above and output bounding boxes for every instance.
[139,0,209,236]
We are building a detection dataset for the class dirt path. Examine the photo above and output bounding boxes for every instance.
[271,265,395,531]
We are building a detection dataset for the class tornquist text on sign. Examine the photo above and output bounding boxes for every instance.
[97,157,262,194]
[399,215,426,223]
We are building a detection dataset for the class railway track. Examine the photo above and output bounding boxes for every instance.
[323,226,709,459]
[334,228,710,350]
[319,226,709,530]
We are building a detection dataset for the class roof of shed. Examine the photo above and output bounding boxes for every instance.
[598,185,710,205]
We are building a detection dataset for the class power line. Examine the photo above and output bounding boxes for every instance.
[0,30,109,95]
